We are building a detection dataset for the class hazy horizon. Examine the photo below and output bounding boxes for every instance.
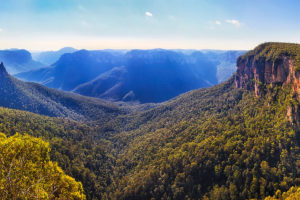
[3,46,249,52]
[1,0,300,50]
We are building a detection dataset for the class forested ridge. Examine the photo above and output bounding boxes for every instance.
[0,106,116,199]
[107,79,299,200]
[0,43,299,199]
[0,61,127,122]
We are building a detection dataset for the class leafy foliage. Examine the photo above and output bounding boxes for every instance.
[265,186,300,200]
[0,133,86,199]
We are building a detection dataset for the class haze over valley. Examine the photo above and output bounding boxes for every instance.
[15,48,244,103]
[0,0,299,200]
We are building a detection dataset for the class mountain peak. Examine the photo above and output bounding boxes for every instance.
[0,62,8,76]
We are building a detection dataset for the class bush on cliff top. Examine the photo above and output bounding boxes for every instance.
[0,133,86,200]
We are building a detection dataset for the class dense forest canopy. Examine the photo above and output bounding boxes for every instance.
[106,79,299,200]
[0,42,299,199]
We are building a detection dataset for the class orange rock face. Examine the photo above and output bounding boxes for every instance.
[235,55,300,99]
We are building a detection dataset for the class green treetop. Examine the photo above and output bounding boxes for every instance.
[0,133,86,200]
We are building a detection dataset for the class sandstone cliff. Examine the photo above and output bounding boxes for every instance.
[234,43,300,127]
[235,43,300,99]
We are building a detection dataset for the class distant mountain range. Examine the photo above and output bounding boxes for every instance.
[18,50,125,91]
[31,47,77,65]
[17,49,245,103]
[0,62,124,121]
[0,49,46,74]
[74,49,218,103]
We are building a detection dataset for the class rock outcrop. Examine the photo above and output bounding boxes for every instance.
[235,44,300,100]
[235,43,300,128]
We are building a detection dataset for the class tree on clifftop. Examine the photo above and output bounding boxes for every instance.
[0,133,86,200]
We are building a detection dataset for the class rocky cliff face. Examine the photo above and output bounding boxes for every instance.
[235,54,300,99]
[234,44,300,128]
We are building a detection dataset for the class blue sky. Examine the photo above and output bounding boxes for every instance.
[0,0,299,50]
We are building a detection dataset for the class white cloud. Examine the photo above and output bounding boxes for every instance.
[215,20,221,25]
[145,11,153,17]
[0,28,3,32]
[225,19,241,27]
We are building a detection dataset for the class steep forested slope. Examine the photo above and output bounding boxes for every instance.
[107,79,299,200]
[0,106,116,199]
[0,62,125,121]
[0,43,299,200]
[102,43,300,199]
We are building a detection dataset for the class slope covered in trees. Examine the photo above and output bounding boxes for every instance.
[0,43,298,199]
[106,79,299,199]
[101,43,299,199]
[1,76,298,199]
[0,62,126,121]
[0,105,118,199]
